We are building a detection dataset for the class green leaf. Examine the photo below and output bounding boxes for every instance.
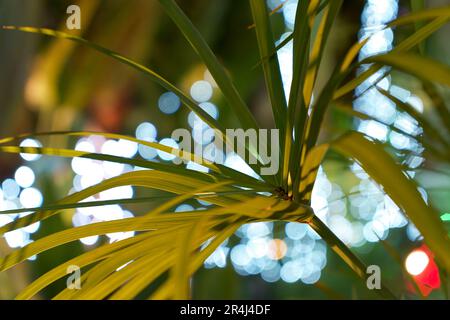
[303,0,342,107]
[249,0,287,186]
[410,0,426,54]
[0,170,246,235]
[156,0,269,183]
[389,5,450,27]
[0,216,192,272]
[298,143,329,201]
[394,16,449,52]
[151,222,240,300]
[286,0,311,191]
[1,26,271,183]
[15,195,310,299]
[15,232,153,299]
[422,82,450,135]
[0,195,188,216]
[339,38,369,73]
[249,1,286,95]
[258,0,330,63]
[377,237,425,298]
[290,8,361,195]
[334,16,449,100]
[300,65,347,179]
[1,26,224,136]
[367,52,450,87]
[0,130,270,189]
[309,215,397,299]
[157,0,259,132]
[332,100,449,161]
[332,132,450,274]
[378,88,450,149]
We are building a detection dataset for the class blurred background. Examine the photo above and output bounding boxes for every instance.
[0,0,449,299]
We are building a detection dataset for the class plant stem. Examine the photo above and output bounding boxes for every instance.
[309,215,397,300]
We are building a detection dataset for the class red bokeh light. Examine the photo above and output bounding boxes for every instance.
[407,245,440,297]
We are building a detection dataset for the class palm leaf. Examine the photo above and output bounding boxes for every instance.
[157,0,259,132]
[334,16,449,100]
[309,215,397,299]
[0,170,244,235]
[249,0,287,187]
[367,52,450,87]
[1,26,223,135]
[332,132,450,273]
[286,0,311,193]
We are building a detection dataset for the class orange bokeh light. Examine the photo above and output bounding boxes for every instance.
[267,239,288,260]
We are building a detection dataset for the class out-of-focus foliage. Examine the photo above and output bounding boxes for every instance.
[0,0,449,300]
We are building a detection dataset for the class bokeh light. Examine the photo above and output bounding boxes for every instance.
[158,91,181,114]
[19,138,42,161]
[4,0,431,290]
[405,250,429,276]
[14,166,35,188]
[190,80,213,102]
